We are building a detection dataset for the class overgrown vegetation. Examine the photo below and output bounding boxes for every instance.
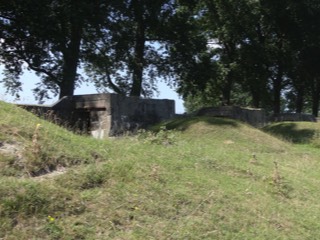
[1,101,320,239]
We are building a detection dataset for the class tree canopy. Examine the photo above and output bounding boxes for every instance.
[0,0,107,99]
[1,0,320,116]
[179,0,320,116]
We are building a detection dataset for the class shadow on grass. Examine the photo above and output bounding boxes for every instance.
[263,123,316,144]
[152,116,240,132]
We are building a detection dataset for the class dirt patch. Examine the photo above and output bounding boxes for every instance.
[32,165,67,181]
[0,141,24,159]
[0,141,67,180]
[223,140,234,145]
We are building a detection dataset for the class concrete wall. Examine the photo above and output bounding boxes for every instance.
[109,94,175,135]
[196,106,267,127]
[271,113,317,122]
[69,94,112,138]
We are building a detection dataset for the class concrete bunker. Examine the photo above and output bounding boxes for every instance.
[20,93,175,138]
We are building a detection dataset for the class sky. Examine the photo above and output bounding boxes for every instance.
[0,67,185,113]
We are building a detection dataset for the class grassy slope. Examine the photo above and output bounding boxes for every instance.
[263,121,320,144]
[1,101,320,239]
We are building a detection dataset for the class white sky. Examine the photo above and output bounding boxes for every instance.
[0,67,185,113]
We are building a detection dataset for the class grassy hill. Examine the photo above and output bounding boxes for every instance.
[1,100,320,239]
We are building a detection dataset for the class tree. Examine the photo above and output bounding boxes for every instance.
[164,1,215,102]
[83,0,176,97]
[181,0,320,116]
[176,0,261,108]
[289,1,320,116]
[2,0,319,117]
[0,0,107,100]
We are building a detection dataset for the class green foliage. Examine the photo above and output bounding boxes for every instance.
[84,0,177,97]
[175,0,320,115]
[1,0,320,115]
[183,89,220,113]
[0,0,109,99]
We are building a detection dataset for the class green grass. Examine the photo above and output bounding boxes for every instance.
[1,101,320,239]
[263,121,320,144]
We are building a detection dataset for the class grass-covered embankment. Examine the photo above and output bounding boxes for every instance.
[1,101,320,239]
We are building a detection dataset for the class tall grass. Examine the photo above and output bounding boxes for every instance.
[1,101,320,239]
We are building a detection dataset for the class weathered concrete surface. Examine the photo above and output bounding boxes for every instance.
[271,113,317,122]
[196,106,267,127]
[109,94,175,135]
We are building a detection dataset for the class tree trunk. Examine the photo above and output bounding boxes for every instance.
[221,72,233,105]
[272,63,283,115]
[221,85,231,105]
[59,9,82,98]
[312,78,320,117]
[251,89,260,108]
[130,3,145,97]
[295,85,304,113]
[312,97,319,117]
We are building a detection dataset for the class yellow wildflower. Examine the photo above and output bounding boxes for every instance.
[47,215,55,222]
